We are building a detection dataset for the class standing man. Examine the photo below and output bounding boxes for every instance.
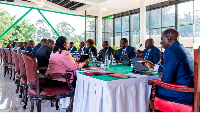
[116,38,137,63]
[69,42,77,53]
[32,39,47,55]
[142,29,194,105]
[96,41,114,61]
[78,42,87,55]
[142,38,161,64]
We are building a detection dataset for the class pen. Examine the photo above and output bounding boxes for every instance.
[157,60,161,65]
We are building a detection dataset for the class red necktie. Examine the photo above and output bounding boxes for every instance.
[120,50,125,61]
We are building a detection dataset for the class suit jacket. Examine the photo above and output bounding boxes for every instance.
[85,46,97,56]
[142,46,161,64]
[156,41,194,105]
[78,47,87,55]
[69,46,77,53]
[32,43,41,55]
[19,46,25,50]
[36,45,51,68]
[98,46,114,61]
[25,46,32,53]
[46,50,83,75]
[116,46,137,60]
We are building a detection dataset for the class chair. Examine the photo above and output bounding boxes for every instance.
[148,48,200,112]
[12,49,21,93]
[4,48,13,79]
[0,48,3,64]
[17,49,28,109]
[2,49,9,76]
[11,49,16,81]
[137,52,143,58]
[21,50,75,112]
[161,52,164,65]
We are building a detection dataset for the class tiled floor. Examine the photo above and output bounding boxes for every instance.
[0,65,67,112]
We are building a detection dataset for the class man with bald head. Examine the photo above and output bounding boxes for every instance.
[142,29,194,105]
[142,38,161,64]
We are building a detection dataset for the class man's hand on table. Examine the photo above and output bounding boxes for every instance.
[116,60,122,63]
[83,58,89,66]
[141,59,155,69]
[158,72,163,78]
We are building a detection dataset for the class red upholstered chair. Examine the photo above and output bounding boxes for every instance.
[12,49,21,93]
[4,48,13,78]
[2,49,9,76]
[11,49,16,81]
[148,48,200,112]
[137,53,143,58]
[17,49,28,109]
[0,48,3,64]
[161,52,164,65]
[21,50,75,112]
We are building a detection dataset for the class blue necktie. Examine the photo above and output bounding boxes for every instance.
[144,50,150,59]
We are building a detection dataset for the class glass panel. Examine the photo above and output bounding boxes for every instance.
[86,17,95,31]
[178,25,193,53]
[131,31,140,48]
[150,8,161,28]
[122,32,129,44]
[105,18,113,33]
[146,11,150,29]
[162,5,175,27]
[178,1,193,25]
[115,17,121,32]
[86,32,95,43]
[104,33,113,47]
[194,0,200,23]
[102,18,105,32]
[194,24,200,49]
[131,13,140,30]
[122,16,129,32]
[115,33,121,48]
[146,29,150,40]
[150,29,161,48]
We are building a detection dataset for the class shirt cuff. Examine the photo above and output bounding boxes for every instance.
[154,64,159,72]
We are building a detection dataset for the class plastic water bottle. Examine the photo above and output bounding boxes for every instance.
[111,53,116,65]
[104,53,109,70]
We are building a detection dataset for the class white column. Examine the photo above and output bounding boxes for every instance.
[98,7,102,48]
[140,0,146,50]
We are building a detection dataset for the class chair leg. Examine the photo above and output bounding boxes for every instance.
[56,99,59,110]
[13,69,15,81]
[23,85,28,109]
[51,100,54,107]
[69,95,74,112]
[36,100,42,112]
[30,97,34,112]
[10,68,12,79]
[3,66,6,77]
[19,85,23,99]
[16,79,20,93]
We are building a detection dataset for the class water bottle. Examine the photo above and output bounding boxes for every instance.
[104,53,109,70]
[111,53,116,65]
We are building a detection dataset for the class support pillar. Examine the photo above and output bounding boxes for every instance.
[98,7,102,47]
[140,0,146,50]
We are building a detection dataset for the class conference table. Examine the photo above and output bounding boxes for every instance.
[60,62,159,112]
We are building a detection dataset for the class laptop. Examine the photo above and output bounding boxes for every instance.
[131,58,155,75]
[121,54,130,65]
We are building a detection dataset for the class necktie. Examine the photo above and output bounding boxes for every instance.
[144,50,150,59]
[120,49,125,61]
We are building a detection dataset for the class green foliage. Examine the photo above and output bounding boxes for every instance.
[74,42,80,50]
[113,45,118,50]
[0,9,36,48]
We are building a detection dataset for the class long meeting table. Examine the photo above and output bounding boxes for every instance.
[60,62,159,112]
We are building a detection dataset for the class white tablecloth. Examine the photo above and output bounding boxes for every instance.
[71,71,159,112]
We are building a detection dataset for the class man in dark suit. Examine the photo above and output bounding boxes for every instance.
[69,42,77,53]
[116,38,137,63]
[78,42,87,55]
[25,40,35,53]
[96,41,114,61]
[36,39,54,68]
[19,42,27,50]
[32,39,47,55]
[142,29,194,105]
[142,38,161,64]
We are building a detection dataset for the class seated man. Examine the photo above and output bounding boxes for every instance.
[32,39,47,55]
[19,42,27,50]
[116,38,137,62]
[36,39,54,68]
[69,42,77,53]
[78,41,87,55]
[142,28,194,105]
[96,41,114,61]
[25,40,35,53]
[142,38,161,64]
